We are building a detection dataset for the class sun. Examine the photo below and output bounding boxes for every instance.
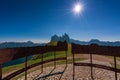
[73,2,83,15]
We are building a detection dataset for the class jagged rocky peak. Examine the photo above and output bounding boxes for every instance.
[51,35,59,42]
[51,33,70,43]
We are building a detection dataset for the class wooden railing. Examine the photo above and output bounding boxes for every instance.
[72,43,120,80]
[0,41,68,80]
[1,42,120,80]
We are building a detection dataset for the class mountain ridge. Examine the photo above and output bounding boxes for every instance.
[51,34,120,46]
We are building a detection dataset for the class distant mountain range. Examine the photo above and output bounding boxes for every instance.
[71,39,120,46]
[51,33,120,46]
[0,41,46,49]
[1,34,120,49]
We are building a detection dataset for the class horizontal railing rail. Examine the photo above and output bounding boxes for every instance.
[72,43,120,80]
[3,57,67,80]
[74,63,120,73]
[72,43,120,56]
[0,41,68,80]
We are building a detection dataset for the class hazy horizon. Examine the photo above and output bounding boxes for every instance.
[1,35,120,43]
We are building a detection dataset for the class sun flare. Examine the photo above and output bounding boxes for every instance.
[73,3,83,15]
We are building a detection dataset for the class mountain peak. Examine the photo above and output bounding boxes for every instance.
[89,39,100,43]
[27,41,34,44]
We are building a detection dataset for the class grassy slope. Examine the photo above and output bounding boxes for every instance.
[2,44,73,78]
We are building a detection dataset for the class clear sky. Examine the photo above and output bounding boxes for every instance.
[0,0,120,43]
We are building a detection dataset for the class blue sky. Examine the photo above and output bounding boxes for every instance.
[0,0,120,43]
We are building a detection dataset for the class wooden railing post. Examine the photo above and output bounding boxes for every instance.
[73,53,75,80]
[90,53,93,80]
[66,50,67,67]
[41,53,43,73]
[0,64,2,80]
[25,56,27,80]
[54,51,56,68]
[114,56,117,80]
